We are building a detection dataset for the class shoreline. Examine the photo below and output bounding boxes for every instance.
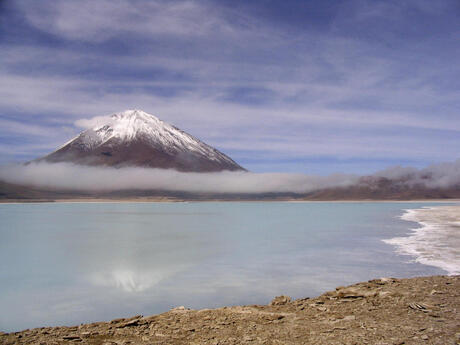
[2,275,459,344]
[1,198,460,204]
[384,205,460,275]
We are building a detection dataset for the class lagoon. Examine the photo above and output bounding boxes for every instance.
[0,201,451,331]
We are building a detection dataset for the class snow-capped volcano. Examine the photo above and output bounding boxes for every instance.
[40,110,245,172]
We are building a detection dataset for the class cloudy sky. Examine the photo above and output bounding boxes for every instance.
[0,0,459,174]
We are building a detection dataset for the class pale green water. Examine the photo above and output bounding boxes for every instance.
[0,202,449,331]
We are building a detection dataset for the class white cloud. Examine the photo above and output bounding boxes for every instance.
[0,162,358,194]
[1,160,459,194]
[16,0,246,42]
[375,160,460,189]
[0,118,55,137]
[74,115,114,129]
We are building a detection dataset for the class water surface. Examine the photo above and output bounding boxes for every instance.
[0,201,451,331]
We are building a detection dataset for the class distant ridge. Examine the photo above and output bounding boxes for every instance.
[39,110,245,172]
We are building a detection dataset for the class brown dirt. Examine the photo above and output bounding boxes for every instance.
[1,275,459,345]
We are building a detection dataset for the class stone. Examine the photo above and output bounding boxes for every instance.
[116,319,140,328]
[408,302,427,310]
[62,335,82,341]
[270,295,292,306]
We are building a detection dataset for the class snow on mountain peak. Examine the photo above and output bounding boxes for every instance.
[44,109,245,171]
[72,109,236,164]
[96,109,166,141]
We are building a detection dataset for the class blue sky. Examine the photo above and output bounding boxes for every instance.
[0,0,459,174]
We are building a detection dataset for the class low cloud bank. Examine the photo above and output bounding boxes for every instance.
[0,162,358,194]
[0,160,459,194]
[373,159,460,189]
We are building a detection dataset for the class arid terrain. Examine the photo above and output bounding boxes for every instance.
[1,275,459,345]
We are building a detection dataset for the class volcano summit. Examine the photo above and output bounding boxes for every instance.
[40,110,245,172]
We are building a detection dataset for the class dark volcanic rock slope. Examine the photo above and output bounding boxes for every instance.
[40,110,245,172]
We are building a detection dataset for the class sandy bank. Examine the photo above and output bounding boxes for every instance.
[1,275,459,345]
[1,198,459,204]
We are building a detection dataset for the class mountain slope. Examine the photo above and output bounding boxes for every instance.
[40,110,245,172]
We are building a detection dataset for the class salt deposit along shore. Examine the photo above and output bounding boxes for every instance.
[1,275,459,345]
[384,205,460,275]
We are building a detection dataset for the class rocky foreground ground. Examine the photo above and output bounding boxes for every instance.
[1,275,459,345]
